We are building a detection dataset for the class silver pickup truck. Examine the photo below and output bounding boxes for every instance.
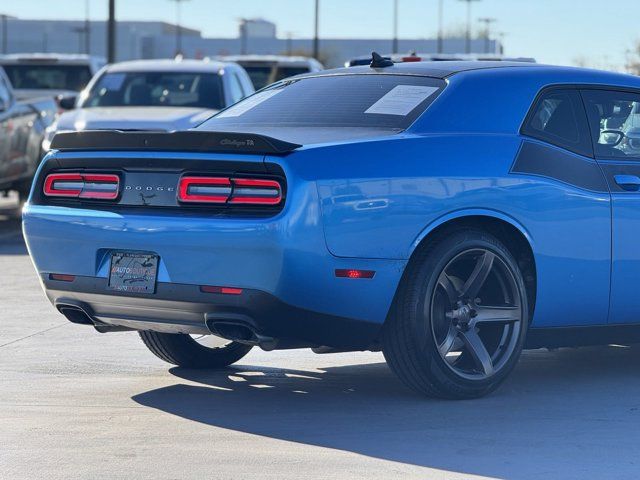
[0,67,56,200]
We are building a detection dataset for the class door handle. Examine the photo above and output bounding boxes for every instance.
[614,175,640,191]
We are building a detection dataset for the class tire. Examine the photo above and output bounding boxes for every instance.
[382,228,529,399]
[139,331,252,369]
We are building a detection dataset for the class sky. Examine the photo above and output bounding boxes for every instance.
[1,0,638,70]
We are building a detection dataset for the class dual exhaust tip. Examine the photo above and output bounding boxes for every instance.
[205,320,281,351]
[56,303,132,333]
[56,302,311,351]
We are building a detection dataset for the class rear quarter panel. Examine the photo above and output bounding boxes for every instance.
[278,132,611,328]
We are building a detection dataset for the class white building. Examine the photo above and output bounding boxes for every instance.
[0,15,502,68]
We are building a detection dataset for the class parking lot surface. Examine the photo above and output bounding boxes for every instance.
[2,201,640,480]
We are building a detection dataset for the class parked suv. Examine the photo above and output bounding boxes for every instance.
[0,67,56,199]
[218,55,323,89]
[0,54,105,107]
[42,59,254,151]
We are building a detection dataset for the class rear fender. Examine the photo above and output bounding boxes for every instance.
[409,208,534,256]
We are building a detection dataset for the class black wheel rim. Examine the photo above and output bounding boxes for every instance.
[429,248,523,380]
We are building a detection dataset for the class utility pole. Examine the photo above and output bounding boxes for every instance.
[497,31,506,54]
[313,0,319,60]
[458,0,480,54]
[107,0,116,63]
[392,0,398,54]
[85,0,91,54]
[169,0,190,56]
[239,19,247,55]
[437,0,443,54]
[1,15,7,54]
[478,17,496,54]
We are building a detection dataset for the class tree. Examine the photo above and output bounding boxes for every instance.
[625,41,640,76]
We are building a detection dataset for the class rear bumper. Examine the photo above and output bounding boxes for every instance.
[23,154,408,344]
[44,274,381,350]
[23,196,406,327]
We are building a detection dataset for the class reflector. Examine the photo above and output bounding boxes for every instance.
[49,273,76,282]
[335,269,376,279]
[200,285,243,295]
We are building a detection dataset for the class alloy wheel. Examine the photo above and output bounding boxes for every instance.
[430,248,523,380]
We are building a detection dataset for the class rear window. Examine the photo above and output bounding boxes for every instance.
[201,74,445,130]
[2,64,92,91]
[81,71,225,109]
[241,65,274,90]
[274,66,311,82]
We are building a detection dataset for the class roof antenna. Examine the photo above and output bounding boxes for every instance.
[370,51,394,68]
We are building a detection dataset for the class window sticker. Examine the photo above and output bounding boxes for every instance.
[365,85,439,116]
[100,73,126,91]
[216,89,282,118]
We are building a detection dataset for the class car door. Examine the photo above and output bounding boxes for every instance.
[582,88,640,324]
[519,87,612,327]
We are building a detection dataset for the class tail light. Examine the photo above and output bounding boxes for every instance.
[178,176,282,206]
[44,173,120,200]
[401,56,422,62]
[229,178,281,205]
[178,177,231,204]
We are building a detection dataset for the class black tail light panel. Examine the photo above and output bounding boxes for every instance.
[33,157,286,217]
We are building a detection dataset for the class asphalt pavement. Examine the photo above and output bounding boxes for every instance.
[2,200,640,479]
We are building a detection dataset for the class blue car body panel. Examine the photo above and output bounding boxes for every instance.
[21,62,640,347]
[303,133,611,328]
[23,150,406,325]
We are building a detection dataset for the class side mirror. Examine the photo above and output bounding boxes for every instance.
[57,94,78,111]
[599,129,624,147]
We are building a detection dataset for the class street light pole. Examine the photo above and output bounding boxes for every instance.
[392,0,398,54]
[313,0,319,60]
[170,0,189,56]
[478,17,496,54]
[0,15,8,54]
[458,0,481,54]
[107,0,115,63]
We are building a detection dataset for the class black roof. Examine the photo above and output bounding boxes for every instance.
[302,60,543,79]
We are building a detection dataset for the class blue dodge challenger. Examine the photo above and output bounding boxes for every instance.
[22,58,640,399]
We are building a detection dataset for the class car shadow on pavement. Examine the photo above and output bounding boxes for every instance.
[133,345,640,479]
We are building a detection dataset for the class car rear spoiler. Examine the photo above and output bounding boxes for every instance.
[50,130,302,155]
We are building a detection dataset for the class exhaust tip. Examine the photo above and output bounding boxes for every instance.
[205,319,279,351]
[210,322,256,343]
[57,304,94,325]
